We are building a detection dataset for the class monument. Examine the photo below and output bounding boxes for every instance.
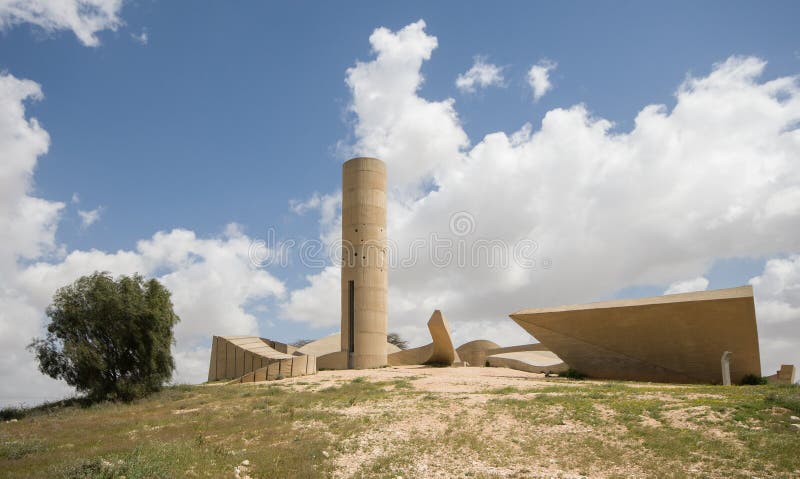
[206,156,778,385]
[340,157,389,369]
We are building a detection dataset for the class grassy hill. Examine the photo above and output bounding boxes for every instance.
[1,367,799,478]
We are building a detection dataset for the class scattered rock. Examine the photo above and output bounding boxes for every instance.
[322,450,330,458]
[8,419,18,423]
[241,459,250,466]
[790,424,800,430]
[172,407,201,415]
[790,415,799,421]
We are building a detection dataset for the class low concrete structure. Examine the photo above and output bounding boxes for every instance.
[298,333,400,370]
[455,340,501,367]
[207,336,316,383]
[486,350,568,374]
[510,286,762,384]
[456,340,554,368]
[767,364,797,384]
[388,310,461,366]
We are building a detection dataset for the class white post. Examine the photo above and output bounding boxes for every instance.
[721,351,732,386]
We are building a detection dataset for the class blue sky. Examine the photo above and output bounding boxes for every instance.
[1,1,799,403]
[2,1,797,260]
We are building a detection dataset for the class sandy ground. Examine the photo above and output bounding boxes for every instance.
[222,366,798,478]
[283,365,567,392]
[256,367,622,478]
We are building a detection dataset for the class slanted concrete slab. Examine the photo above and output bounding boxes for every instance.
[510,286,762,384]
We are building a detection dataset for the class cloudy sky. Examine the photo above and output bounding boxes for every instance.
[1,1,799,405]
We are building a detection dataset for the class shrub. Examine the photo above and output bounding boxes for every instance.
[559,368,588,380]
[0,406,26,421]
[740,374,768,385]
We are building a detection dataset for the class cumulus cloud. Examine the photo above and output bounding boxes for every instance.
[344,20,469,195]
[77,206,101,228]
[750,255,800,378]
[527,59,557,101]
[455,56,505,93]
[664,277,709,295]
[0,73,286,405]
[281,22,800,360]
[0,0,123,47]
[14,226,287,387]
[0,72,69,406]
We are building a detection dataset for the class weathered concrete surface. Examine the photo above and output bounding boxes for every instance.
[510,286,762,384]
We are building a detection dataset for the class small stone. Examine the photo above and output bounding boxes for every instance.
[8,419,17,423]
[791,423,800,430]
[322,451,329,458]
[241,459,250,466]
[790,415,799,421]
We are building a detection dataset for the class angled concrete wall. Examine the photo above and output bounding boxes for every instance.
[207,336,316,383]
[341,157,388,369]
[510,286,762,384]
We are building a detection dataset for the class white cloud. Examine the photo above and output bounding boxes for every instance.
[77,206,101,228]
[0,0,124,47]
[455,56,505,93]
[70,192,79,204]
[344,19,469,196]
[281,22,800,363]
[130,27,147,45]
[280,266,340,328]
[527,58,557,101]
[0,72,69,406]
[664,276,709,295]
[0,73,287,405]
[749,255,800,380]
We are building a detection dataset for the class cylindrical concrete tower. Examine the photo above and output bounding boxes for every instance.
[341,157,388,369]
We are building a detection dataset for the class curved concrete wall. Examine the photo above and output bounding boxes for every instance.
[341,157,388,369]
[486,351,567,374]
[455,340,501,367]
[387,310,460,366]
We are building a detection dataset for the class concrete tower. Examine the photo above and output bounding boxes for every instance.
[341,157,388,369]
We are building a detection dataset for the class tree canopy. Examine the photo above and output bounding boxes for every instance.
[29,272,180,401]
[387,332,408,350]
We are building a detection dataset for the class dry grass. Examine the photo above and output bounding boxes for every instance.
[1,366,799,478]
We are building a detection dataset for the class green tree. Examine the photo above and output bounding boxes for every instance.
[28,272,180,401]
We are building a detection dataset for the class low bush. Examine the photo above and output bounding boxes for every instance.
[740,374,768,385]
[559,368,588,380]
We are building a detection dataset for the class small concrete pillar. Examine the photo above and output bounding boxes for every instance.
[721,351,732,386]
